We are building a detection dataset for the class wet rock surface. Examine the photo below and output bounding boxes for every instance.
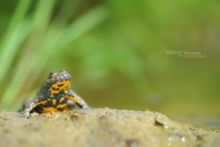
[0,108,219,147]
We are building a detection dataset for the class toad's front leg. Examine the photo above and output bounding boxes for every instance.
[19,97,36,118]
[68,90,90,109]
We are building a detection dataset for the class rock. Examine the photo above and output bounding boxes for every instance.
[0,108,219,147]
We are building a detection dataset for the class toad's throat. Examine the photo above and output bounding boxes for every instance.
[49,80,70,95]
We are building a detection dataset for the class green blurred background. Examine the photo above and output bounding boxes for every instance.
[0,0,220,128]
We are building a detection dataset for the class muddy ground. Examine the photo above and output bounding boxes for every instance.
[0,108,219,147]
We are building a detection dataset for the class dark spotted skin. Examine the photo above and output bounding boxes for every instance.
[21,70,89,117]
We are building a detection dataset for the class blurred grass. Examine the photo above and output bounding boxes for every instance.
[0,0,31,83]
[0,0,220,127]
[0,0,108,108]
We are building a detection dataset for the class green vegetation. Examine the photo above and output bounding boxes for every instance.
[0,0,219,127]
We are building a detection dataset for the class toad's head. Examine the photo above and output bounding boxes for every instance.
[38,70,72,97]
